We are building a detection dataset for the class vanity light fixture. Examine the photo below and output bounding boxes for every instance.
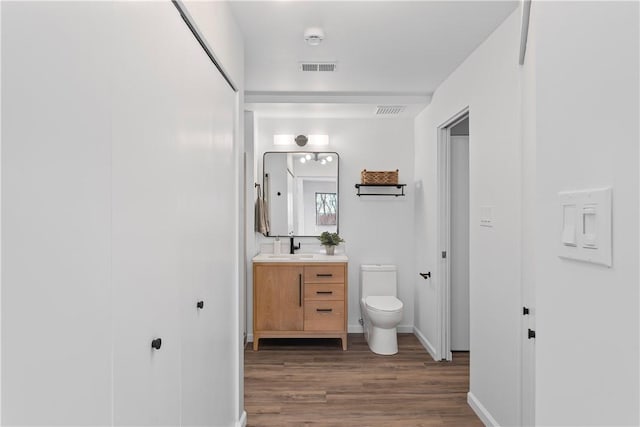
[273,134,328,147]
[308,135,329,146]
[273,134,294,146]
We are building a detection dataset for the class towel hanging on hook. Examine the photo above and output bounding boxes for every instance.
[255,182,270,235]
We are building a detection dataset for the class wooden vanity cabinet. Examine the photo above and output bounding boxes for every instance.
[253,262,348,351]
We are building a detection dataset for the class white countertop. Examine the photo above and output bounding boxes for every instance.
[252,253,348,263]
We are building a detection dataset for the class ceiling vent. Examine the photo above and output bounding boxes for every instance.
[299,62,338,72]
[375,105,406,115]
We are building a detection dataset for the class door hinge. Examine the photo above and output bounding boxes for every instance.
[522,306,530,315]
[442,251,447,259]
[528,329,536,339]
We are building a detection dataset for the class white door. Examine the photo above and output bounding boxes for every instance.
[450,135,470,351]
[111,3,185,424]
[176,12,237,424]
[1,2,113,424]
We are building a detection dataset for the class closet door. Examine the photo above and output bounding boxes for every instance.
[1,2,113,425]
[176,12,238,426]
[111,2,186,425]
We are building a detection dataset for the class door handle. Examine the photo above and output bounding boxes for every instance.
[151,338,162,350]
[298,274,302,307]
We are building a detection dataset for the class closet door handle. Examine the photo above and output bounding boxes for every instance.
[316,273,333,277]
[298,274,302,307]
[197,301,204,309]
[316,308,333,313]
[151,338,162,350]
[316,291,333,295]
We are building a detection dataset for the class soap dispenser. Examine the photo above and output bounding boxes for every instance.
[273,236,281,255]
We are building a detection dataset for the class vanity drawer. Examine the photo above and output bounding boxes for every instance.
[305,283,345,301]
[304,300,345,331]
[304,265,345,283]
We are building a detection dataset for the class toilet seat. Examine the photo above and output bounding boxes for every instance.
[365,296,403,312]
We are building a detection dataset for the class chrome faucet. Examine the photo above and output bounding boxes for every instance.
[289,235,301,254]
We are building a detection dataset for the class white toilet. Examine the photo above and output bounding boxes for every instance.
[360,264,404,355]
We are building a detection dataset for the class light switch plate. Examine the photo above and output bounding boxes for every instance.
[479,205,494,227]
[558,187,612,267]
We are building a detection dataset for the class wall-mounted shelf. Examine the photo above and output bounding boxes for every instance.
[355,183,406,197]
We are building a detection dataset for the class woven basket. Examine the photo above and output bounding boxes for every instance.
[361,169,399,185]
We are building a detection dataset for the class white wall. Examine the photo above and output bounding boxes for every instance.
[413,10,523,426]
[249,117,415,339]
[450,135,470,352]
[532,2,639,425]
[414,2,640,426]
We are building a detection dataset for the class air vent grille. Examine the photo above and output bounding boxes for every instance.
[376,105,406,115]
[299,62,337,72]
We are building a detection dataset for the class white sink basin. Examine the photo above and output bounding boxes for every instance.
[268,254,314,259]
[253,253,348,263]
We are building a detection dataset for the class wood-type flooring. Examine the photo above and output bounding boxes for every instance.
[244,333,482,426]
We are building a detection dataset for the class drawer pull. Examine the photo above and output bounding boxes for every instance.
[316,273,333,277]
[316,291,333,295]
[316,308,333,313]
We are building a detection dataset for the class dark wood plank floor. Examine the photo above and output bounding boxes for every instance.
[244,333,482,426]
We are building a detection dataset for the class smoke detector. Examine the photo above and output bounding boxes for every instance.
[304,27,325,46]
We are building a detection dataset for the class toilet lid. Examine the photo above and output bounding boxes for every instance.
[365,296,403,312]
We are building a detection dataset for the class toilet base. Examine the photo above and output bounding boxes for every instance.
[367,326,398,355]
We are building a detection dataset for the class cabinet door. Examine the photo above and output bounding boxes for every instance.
[255,265,304,331]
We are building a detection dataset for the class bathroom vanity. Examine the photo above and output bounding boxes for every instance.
[252,254,348,351]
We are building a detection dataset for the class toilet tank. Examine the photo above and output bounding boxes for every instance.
[360,264,397,298]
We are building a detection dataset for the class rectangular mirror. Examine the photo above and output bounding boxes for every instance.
[263,151,339,237]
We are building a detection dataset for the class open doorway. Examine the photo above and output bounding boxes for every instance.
[437,109,470,361]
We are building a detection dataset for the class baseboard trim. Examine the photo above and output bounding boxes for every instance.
[247,333,253,343]
[235,410,247,427]
[467,392,500,427]
[413,326,439,361]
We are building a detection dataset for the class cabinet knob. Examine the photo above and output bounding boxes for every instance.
[151,338,162,350]
[197,301,204,309]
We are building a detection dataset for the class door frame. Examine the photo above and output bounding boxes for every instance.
[436,107,469,362]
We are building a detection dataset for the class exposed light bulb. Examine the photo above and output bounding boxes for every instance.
[321,159,327,165]
[300,157,306,164]
[305,154,312,160]
[326,155,333,162]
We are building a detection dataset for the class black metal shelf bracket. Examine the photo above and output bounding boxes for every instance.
[355,183,406,197]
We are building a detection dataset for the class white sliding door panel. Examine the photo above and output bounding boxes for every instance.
[1,2,113,425]
[177,15,237,426]
[111,3,184,425]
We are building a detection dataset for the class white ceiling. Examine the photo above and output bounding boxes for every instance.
[230,0,518,118]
